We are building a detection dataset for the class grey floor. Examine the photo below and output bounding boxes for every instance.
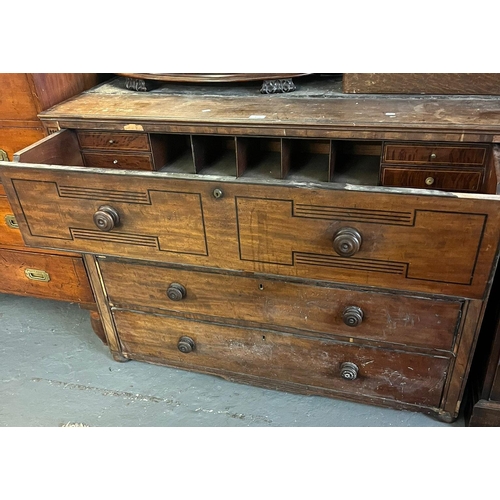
[0,293,464,427]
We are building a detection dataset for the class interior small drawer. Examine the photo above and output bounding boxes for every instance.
[100,258,463,351]
[82,151,155,171]
[77,131,151,151]
[381,167,484,192]
[114,309,451,408]
[383,143,488,166]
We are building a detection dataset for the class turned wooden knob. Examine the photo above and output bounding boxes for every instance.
[93,206,120,232]
[343,306,364,327]
[340,362,359,380]
[333,227,362,257]
[167,283,186,301]
[178,336,195,353]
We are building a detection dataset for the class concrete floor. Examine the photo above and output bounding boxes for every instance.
[0,293,464,427]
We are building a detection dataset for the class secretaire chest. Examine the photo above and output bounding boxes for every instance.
[1,75,499,422]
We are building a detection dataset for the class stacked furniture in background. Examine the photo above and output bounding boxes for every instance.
[0,74,105,341]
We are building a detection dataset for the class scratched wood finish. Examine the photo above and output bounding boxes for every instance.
[1,163,499,300]
[343,73,500,95]
[37,80,500,142]
[99,258,463,351]
[113,309,450,408]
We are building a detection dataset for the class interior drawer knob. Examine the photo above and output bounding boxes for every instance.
[93,205,120,232]
[167,283,187,301]
[342,306,364,327]
[430,153,437,160]
[340,362,359,380]
[178,336,195,353]
[333,227,362,257]
[425,176,435,186]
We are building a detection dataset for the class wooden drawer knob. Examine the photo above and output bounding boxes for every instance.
[342,306,364,327]
[340,362,359,380]
[167,283,186,301]
[178,336,195,353]
[333,227,362,257]
[93,206,120,232]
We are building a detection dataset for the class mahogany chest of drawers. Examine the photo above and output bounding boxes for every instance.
[1,76,499,422]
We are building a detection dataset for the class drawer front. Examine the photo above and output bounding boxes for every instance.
[100,259,462,350]
[381,167,483,192]
[0,248,94,303]
[1,165,499,298]
[0,197,24,246]
[77,131,150,151]
[0,181,5,196]
[82,152,155,170]
[114,310,450,408]
[383,143,488,166]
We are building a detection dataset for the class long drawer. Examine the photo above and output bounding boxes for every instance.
[113,310,451,408]
[0,247,94,303]
[100,258,463,351]
[1,163,499,298]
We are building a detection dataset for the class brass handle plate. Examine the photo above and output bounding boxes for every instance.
[4,214,19,229]
[0,149,8,161]
[24,269,51,282]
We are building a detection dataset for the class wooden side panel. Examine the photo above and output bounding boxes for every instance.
[29,74,99,111]
[13,129,84,166]
[0,74,39,120]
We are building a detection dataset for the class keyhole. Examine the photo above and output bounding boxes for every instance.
[259,284,264,291]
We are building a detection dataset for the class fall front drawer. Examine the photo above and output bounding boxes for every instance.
[0,247,94,303]
[113,310,451,408]
[1,164,499,299]
[100,258,463,351]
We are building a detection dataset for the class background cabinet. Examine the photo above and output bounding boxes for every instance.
[0,74,105,340]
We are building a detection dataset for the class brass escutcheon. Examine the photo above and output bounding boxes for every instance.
[4,214,19,229]
[24,269,51,282]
